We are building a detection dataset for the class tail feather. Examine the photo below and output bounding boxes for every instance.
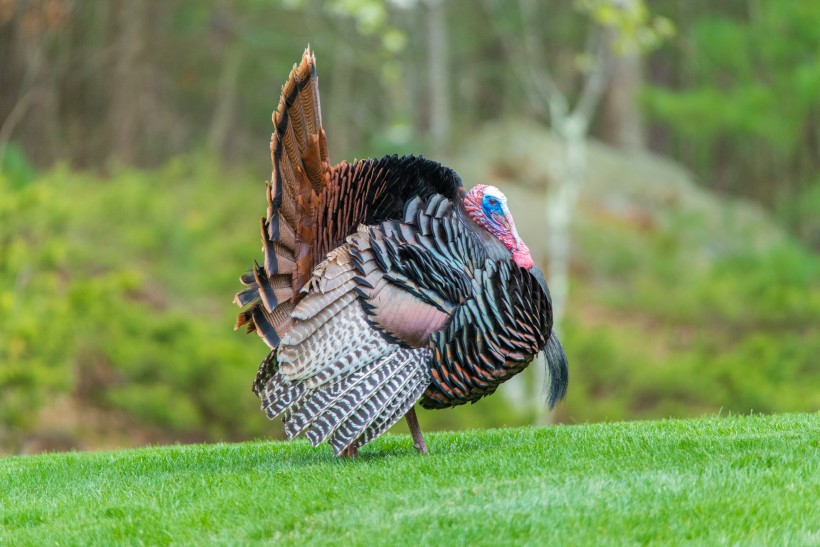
[250,301,294,349]
[235,309,253,331]
[234,47,330,349]
[233,286,258,307]
[253,263,291,313]
[261,218,296,276]
[269,47,329,292]
[240,270,256,285]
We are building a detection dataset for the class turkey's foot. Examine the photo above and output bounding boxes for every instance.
[405,407,428,454]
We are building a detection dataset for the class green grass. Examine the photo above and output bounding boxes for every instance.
[1,413,818,545]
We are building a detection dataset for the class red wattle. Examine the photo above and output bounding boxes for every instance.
[512,245,534,269]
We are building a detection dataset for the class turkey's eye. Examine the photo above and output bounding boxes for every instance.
[488,198,498,206]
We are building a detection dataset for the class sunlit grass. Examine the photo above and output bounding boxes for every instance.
[2,413,817,545]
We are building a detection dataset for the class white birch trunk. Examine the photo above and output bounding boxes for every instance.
[547,114,587,334]
[483,0,614,422]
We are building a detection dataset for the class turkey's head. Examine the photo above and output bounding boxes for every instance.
[464,184,534,269]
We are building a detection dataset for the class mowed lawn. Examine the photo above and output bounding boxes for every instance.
[1,413,817,545]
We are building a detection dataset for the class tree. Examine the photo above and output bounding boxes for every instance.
[110,0,147,165]
[643,0,820,247]
[424,0,450,153]
[600,22,645,151]
[206,2,244,160]
[483,0,671,420]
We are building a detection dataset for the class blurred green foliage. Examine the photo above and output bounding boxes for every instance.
[644,0,820,241]
[0,158,273,449]
[563,215,820,424]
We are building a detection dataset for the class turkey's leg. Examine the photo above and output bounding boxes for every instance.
[340,444,359,458]
[405,407,428,454]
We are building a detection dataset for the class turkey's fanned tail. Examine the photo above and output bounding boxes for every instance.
[269,47,329,291]
[234,47,330,348]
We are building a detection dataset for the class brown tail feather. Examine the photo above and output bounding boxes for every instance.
[260,219,295,276]
[269,47,330,291]
[234,46,330,349]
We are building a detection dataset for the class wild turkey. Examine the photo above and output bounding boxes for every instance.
[234,48,568,456]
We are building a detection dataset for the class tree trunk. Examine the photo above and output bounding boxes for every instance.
[425,0,450,153]
[530,114,587,424]
[206,43,242,160]
[601,40,644,151]
[110,0,146,165]
[207,6,242,160]
[547,115,586,333]
[328,48,354,159]
[4,6,61,167]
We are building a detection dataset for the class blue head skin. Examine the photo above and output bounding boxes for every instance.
[481,193,510,231]
[464,184,533,269]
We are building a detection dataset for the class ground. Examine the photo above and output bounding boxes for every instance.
[1,412,817,545]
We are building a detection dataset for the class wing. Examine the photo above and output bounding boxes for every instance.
[348,194,556,409]
[234,47,463,350]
